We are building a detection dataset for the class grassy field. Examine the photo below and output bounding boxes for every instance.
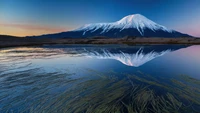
[0,35,200,48]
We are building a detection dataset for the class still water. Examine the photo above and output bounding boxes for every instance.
[0,45,200,113]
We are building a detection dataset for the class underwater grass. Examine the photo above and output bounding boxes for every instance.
[2,69,200,113]
[179,75,200,85]
[22,70,200,112]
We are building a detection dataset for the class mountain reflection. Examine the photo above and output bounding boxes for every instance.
[69,45,188,67]
[0,45,188,68]
[82,49,170,67]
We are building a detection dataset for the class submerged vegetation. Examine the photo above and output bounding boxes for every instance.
[19,70,199,113]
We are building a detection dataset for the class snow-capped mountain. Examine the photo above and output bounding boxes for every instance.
[75,14,172,36]
[32,14,190,38]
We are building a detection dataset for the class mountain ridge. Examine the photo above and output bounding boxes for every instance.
[75,14,173,36]
[30,14,191,38]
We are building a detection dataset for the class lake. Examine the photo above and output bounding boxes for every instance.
[0,44,200,113]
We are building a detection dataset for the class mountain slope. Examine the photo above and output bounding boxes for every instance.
[75,14,172,35]
[31,14,191,38]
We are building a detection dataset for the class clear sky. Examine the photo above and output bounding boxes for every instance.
[0,0,200,37]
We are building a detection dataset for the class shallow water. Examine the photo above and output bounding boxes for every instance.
[0,45,200,113]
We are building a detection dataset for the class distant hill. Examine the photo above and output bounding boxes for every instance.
[0,35,21,41]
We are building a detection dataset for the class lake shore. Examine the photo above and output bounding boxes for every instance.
[0,35,200,48]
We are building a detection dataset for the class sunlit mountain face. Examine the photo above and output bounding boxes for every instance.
[57,45,188,67]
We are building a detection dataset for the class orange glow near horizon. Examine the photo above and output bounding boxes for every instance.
[0,23,73,37]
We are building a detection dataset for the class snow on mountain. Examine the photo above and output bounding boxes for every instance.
[31,14,191,38]
[75,14,172,36]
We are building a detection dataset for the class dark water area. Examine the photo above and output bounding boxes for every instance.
[0,44,200,113]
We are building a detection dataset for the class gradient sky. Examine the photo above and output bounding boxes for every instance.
[0,0,200,37]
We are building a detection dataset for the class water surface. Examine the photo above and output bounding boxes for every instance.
[0,45,200,113]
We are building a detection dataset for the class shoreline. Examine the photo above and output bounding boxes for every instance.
[1,37,200,49]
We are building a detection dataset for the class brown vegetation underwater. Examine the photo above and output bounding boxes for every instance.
[19,70,200,113]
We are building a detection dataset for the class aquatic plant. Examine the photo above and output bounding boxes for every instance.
[20,70,200,113]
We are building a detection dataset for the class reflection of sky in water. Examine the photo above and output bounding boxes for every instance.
[57,45,199,79]
[139,46,200,79]
[1,45,200,79]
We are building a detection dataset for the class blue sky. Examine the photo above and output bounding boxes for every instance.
[0,0,200,36]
